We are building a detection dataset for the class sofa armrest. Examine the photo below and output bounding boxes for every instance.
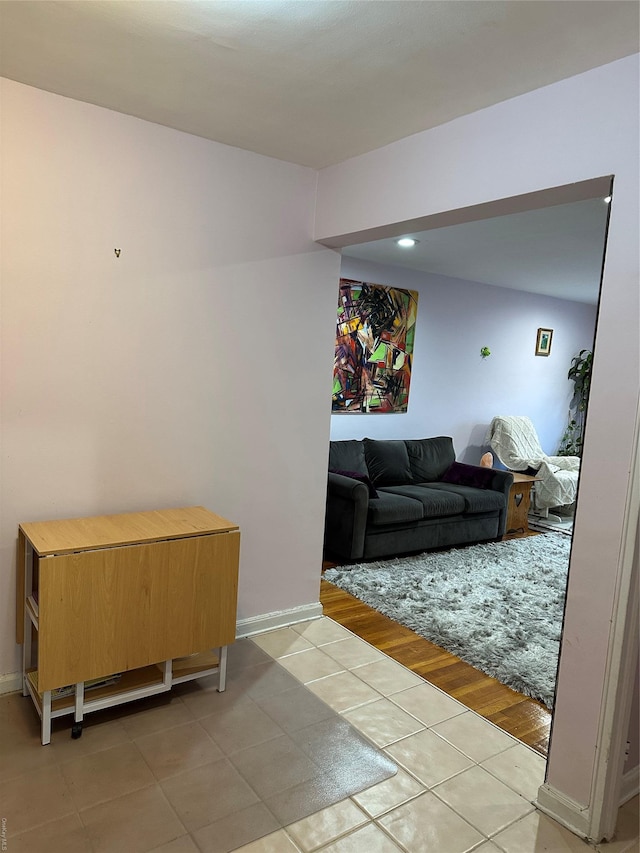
[328,472,371,499]
[489,468,514,493]
[324,473,369,561]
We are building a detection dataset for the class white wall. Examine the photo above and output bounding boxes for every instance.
[0,79,340,678]
[333,257,598,459]
[316,55,639,826]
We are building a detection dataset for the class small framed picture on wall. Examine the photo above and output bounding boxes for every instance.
[535,327,553,356]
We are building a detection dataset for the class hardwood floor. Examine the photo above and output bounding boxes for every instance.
[320,563,553,757]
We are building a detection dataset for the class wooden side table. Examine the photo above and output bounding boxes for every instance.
[504,473,540,539]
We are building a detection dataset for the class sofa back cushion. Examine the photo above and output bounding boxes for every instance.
[406,436,456,482]
[363,438,413,486]
[328,440,368,476]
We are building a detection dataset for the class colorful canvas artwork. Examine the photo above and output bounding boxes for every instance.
[332,278,418,413]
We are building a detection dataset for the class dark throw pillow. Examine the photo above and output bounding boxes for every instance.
[329,469,379,499]
[441,461,495,490]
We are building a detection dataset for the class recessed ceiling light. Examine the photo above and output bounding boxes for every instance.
[604,196,612,203]
[396,237,419,248]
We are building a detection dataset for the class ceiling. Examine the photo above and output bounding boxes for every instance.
[0,1,638,169]
[343,197,611,305]
[0,1,634,304]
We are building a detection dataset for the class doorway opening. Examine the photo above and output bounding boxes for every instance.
[320,176,613,758]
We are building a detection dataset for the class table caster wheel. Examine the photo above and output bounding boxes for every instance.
[71,722,83,739]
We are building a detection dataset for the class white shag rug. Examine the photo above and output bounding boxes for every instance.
[324,534,571,709]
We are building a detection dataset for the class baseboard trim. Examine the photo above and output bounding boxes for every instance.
[620,765,640,806]
[0,605,322,695]
[236,602,323,639]
[0,671,22,695]
[537,768,640,841]
[536,783,591,841]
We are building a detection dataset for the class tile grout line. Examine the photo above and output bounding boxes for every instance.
[269,627,548,808]
[3,624,629,853]
[272,624,410,852]
[280,620,546,758]
[258,620,552,853]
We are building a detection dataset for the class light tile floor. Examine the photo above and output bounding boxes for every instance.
[2,616,638,853]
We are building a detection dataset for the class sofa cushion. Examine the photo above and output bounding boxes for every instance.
[328,440,368,476]
[422,482,506,514]
[406,437,456,482]
[379,485,465,518]
[363,438,413,486]
[441,461,495,489]
[367,491,424,526]
[329,469,378,498]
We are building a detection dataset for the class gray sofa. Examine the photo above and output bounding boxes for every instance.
[324,436,513,561]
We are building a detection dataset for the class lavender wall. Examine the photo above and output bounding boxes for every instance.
[0,79,340,681]
[332,257,598,462]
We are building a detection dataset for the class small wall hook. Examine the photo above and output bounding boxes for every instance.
[114,248,121,258]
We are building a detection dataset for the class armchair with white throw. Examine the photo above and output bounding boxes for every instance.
[486,415,580,516]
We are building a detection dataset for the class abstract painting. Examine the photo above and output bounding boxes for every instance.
[332,278,418,413]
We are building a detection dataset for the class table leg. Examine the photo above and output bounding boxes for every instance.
[506,482,534,537]
[22,543,33,697]
[17,530,25,645]
[42,691,52,745]
[74,681,85,723]
[218,646,228,692]
[71,681,85,739]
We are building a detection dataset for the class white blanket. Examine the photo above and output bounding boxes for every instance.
[486,416,579,512]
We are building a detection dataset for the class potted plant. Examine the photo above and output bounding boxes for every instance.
[559,349,592,456]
